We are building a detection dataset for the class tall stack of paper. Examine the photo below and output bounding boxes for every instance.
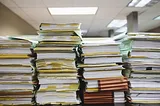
[34,23,82,105]
[127,33,160,106]
[78,38,129,105]
[0,37,35,105]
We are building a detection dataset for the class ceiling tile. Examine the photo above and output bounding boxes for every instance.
[21,8,54,22]
[87,19,110,36]
[42,0,74,7]
[95,7,124,20]
[115,7,148,22]
[1,0,159,36]
[9,7,33,21]
[118,7,148,17]
[139,20,160,31]
[71,16,94,31]
[74,0,131,8]
[152,2,160,8]
[52,15,93,30]
[53,16,94,22]
[139,7,160,20]
[52,16,75,23]
[71,16,94,21]
[13,0,45,8]
[0,0,17,7]
[92,19,112,30]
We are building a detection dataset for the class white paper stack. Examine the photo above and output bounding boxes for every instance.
[34,23,82,105]
[82,42,122,64]
[78,38,128,105]
[128,33,160,105]
[0,37,34,105]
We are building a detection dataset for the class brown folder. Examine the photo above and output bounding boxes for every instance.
[0,91,32,96]
[84,100,114,104]
[84,96,113,100]
[100,85,128,91]
[98,77,128,91]
[84,91,114,104]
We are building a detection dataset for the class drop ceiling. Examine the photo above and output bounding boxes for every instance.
[0,0,160,36]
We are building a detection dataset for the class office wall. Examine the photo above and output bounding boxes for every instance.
[0,3,36,36]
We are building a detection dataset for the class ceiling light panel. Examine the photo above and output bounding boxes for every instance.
[128,0,139,7]
[48,7,98,15]
[135,0,152,7]
[107,20,127,28]
[154,15,160,20]
[115,26,127,33]
[128,0,159,7]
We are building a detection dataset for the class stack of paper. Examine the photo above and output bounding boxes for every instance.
[82,43,122,64]
[127,33,160,105]
[0,38,34,105]
[39,23,81,30]
[34,23,82,105]
[77,39,128,105]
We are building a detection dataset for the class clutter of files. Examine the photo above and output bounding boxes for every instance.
[0,37,37,105]
[122,33,160,106]
[2,24,160,106]
[33,23,82,105]
[0,23,83,105]
[76,38,129,105]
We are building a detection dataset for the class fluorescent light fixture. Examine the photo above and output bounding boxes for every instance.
[128,0,139,7]
[107,20,127,28]
[115,26,127,33]
[128,0,158,7]
[154,15,160,20]
[135,0,152,7]
[48,7,98,15]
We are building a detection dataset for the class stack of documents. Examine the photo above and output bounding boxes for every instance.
[81,42,122,64]
[127,33,160,105]
[0,37,34,105]
[78,38,128,105]
[39,23,81,30]
[34,23,82,105]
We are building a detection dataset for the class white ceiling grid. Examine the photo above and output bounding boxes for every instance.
[0,0,160,36]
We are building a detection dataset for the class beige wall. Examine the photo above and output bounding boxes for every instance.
[0,3,37,36]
